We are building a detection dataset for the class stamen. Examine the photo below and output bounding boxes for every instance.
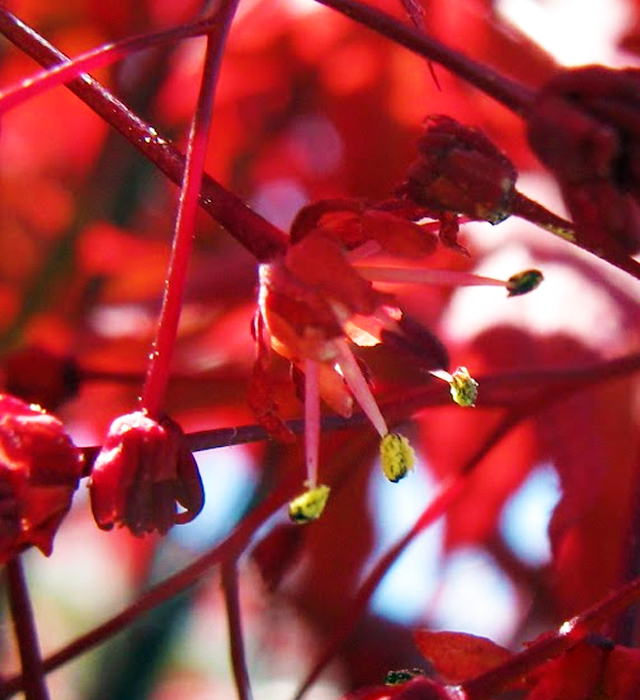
[304,358,321,488]
[506,269,544,296]
[355,264,544,296]
[355,265,507,286]
[346,240,383,263]
[380,432,415,482]
[333,338,388,437]
[431,366,479,406]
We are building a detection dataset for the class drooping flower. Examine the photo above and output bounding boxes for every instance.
[255,199,537,519]
[397,115,575,248]
[89,411,204,536]
[0,394,84,562]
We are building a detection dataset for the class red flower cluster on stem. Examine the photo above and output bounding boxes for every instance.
[2,1,640,700]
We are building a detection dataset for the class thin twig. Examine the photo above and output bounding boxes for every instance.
[0,15,222,114]
[291,350,640,700]
[461,573,640,699]
[6,557,49,700]
[314,0,535,116]
[75,351,640,475]
[291,475,466,700]
[222,560,254,700]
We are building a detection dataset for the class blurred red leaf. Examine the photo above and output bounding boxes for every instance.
[413,629,512,683]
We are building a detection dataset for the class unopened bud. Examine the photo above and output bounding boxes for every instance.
[0,394,83,561]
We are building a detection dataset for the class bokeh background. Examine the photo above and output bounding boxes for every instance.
[1,0,640,698]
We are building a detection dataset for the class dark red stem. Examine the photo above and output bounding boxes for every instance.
[141,0,238,417]
[511,191,640,282]
[6,557,49,700]
[0,14,222,114]
[74,350,640,476]
[0,6,288,262]
[314,0,536,116]
[222,560,254,700]
[4,351,640,698]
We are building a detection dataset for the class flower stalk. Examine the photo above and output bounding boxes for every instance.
[141,2,238,417]
[304,358,321,489]
[222,560,254,700]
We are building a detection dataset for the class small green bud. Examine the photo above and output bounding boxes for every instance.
[449,366,479,407]
[288,484,330,523]
[506,269,543,297]
[380,432,415,483]
[384,668,426,686]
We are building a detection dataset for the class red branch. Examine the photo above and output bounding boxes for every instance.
[0,15,222,114]
[0,473,299,699]
[292,350,640,699]
[314,0,536,116]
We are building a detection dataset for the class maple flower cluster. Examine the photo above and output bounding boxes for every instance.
[256,192,536,522]
[0,116,546,559]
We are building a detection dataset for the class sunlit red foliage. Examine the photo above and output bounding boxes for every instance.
[1,1,640,699]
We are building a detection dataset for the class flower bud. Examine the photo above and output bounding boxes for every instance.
[89,411,204,536]
[400,115,518,224]
[0,394,83,562]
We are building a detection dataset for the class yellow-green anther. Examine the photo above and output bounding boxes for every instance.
[384,669,426,686]
[380,432,415,483]
[288,484,330,523]
[506,269,543,297]
[449,366,479,407]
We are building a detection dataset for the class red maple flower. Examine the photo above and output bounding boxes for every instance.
[399,114,518,226]
[255,199,528,517]
[89,411,204,536]
[0,394,84,562]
